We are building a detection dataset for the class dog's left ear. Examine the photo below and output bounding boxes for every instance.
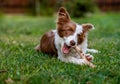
[82,23,94,32]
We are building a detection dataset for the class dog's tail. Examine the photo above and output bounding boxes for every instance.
[35,44,41,52]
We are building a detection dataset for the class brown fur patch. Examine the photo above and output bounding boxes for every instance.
[77,23,93,44]
[77,32,86,44]
[57,21,76,37]
[57,7,71,25]
[57,7,76,37]
[39,31,57,57]
[82,23,93,32]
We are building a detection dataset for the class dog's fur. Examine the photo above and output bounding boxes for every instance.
[35,7,98,65]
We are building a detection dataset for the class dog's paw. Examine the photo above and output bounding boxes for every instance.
[85,54,94,62]
[87,49,100,53]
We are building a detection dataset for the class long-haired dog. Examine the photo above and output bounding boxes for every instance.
[35,7,98,65]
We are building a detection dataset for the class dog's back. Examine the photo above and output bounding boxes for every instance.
[35,31,57,56]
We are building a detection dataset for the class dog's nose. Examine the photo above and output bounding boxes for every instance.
[70,40,75,46]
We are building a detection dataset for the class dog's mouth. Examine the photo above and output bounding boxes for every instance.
[62,43,71,54]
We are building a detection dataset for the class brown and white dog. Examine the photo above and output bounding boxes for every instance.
[35,7,98,65]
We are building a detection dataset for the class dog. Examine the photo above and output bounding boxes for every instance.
[35,7,98,65]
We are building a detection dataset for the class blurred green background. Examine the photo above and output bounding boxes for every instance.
[0,0,119,17]
[0,0,120,84]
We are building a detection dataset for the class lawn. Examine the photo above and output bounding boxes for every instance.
[0,13,120,84]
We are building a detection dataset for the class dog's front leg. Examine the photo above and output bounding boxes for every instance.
[87,49,99,53]
[60,56,87,65]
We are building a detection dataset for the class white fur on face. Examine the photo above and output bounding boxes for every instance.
[76,24,83,34]
[63,33,77,46]
[62,24,83,46]
[54,24,85,55]
[54,24,84,50]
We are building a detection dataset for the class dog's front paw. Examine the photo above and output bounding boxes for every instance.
[87,49,100,53]
[85,54,94,62]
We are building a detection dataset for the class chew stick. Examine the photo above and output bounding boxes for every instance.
[74,46,96,68]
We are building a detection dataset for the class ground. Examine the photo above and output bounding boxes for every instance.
[0,13,120,84]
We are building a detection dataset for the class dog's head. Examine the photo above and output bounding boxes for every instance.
[56,7,94,54]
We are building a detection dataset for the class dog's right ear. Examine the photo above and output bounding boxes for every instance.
[57,7,71,25]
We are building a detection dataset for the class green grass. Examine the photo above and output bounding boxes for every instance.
[0,13,120,84]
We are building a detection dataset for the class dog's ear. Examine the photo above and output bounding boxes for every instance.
[82,23,94,32]
[57,7,71,25]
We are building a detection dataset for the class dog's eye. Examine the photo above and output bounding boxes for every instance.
[77,34,82,36]
[68,27,74,31]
